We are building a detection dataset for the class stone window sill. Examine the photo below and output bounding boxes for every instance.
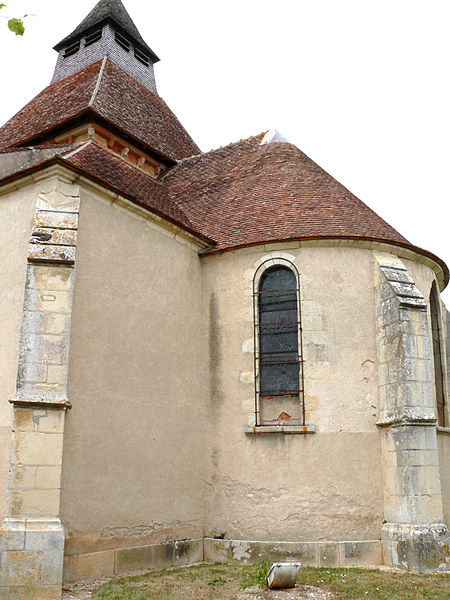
[245,425,316,435]
[437,425,450,434]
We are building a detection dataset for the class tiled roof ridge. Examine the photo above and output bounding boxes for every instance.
[0,58,199,161]
[88,57,108,106]
[162,133,265,180]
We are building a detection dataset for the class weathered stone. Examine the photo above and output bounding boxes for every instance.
[63,550,115,583]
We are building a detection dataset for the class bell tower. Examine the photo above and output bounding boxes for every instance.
[51,0,160,93]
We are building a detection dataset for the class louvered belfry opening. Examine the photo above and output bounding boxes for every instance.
[430,283,447,427]
[253,260,304,426]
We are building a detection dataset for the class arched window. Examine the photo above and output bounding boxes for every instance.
[430,283,446,427]
[253,261,304,426]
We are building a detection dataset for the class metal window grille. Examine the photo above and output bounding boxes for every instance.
[430,284,446,427]
[253,260,305,426]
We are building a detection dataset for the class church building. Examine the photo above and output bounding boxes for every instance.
[0,1,448,597]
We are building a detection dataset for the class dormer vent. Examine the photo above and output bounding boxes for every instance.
[85,27,103,47]
[115,30,130,51]
[134,47,150,67]
[64,40,80,58]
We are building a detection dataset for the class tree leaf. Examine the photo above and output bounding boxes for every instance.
[8,17,24,36]
[0,4,7,10]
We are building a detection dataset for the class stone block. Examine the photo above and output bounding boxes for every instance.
[10,466,36,489]
[46,268,74,292]
[318,542,339,566]
[34,211,78,230]
[13,410,35,432]
[32,229,77,248]
[38,314,70,336]
[63,550,115,583]
[25,529,64,553]
[415,465,442,495]
[36,467,62,489]
[203,538,318,566]
[115,542,174,574]
[0,550,44,585]
[24,289,73,315]
[25,266,48,291]
[412,494,444,523]
[28,244,76,264]
[7,584,62,600]
[17,362,48,386]
[0,519,26,551]
[37,190,80,213]
[35,411,64,434]
[302,314,323,331]
[173,540,203,566]
[21,311,42,335]
[12,432,63,465]
[9,489,60,517]
[339,541,383,566]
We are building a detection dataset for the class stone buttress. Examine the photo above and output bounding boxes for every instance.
[0,171,79,599]
[375,254,450,571]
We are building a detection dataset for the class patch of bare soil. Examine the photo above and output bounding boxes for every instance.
[62,579,101,600]
[237,584,334,600]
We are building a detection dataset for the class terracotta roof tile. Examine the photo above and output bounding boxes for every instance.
[0,63,100,150]
[61,142,199,233]
[164,136,411,250]
[0,59,199,162]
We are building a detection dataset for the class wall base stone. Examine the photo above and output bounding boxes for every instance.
[382,523,450,571]
[63,538,204,583]
[0,518,65,599]
[203,538,383,568]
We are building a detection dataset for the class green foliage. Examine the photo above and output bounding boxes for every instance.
[242,561,271,589]
[1,4,31,35]
[8,16,24,35]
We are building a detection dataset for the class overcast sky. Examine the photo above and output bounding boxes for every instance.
[1,1,449,301]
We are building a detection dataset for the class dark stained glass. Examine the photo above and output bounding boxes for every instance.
[258,267,299,396]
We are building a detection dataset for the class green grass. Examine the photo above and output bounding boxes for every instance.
[91,562,450,600]
[299,567,449,599]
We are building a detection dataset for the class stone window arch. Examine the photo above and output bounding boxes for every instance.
[253,258,304,426]
[430,282,447,427]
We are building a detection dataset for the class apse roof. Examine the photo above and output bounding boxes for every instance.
[0,136,447,285]
[0,59,199,162]
[54,0,159,62]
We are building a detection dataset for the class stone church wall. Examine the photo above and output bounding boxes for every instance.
[60,186,207,580]
[201,243,385,560]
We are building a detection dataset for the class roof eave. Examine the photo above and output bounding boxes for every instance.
[199,235,449,289]
[3,107,178,166]
[53,17,160,63]
[0,155,215,247]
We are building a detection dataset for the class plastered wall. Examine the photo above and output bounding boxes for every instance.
[0,184,36,518]
[201,244,385,542]
[60,188,207,556]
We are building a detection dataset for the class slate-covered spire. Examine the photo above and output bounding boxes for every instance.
[51,0,160,93]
